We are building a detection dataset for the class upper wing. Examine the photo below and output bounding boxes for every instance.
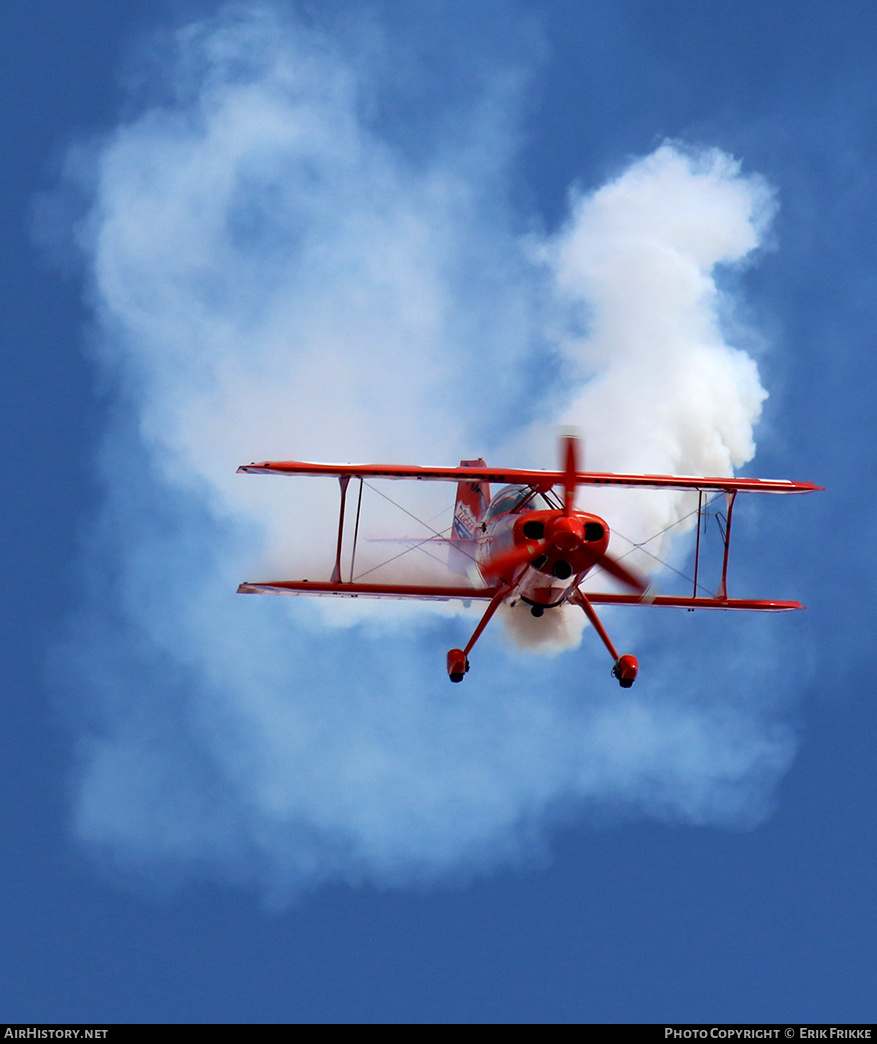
[238,460,822,495]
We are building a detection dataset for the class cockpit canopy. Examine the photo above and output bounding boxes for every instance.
[484,484,534,521]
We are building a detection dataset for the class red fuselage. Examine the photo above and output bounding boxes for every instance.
[475,487,611,609]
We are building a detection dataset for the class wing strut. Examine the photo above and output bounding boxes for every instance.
[331,476,351,583]
[717,491,737,600]
[349,477,364,581]
[692,490,704,599]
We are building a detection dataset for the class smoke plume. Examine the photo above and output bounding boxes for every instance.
[56,4,794,896]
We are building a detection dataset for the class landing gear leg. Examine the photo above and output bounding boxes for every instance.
[570,588,638,688]
[447,584,510,682]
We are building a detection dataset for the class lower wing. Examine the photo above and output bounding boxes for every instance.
[237,580,802,610]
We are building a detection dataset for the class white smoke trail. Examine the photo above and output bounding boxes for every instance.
[56,4,795,896]
[553,144,773,552]
[499,145,774,650]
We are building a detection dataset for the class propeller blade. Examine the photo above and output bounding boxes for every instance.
[562,435,581,517]
[593,551,648,594]
[482,539,548,581]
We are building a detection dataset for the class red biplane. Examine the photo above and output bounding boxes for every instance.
[237,437,820,687]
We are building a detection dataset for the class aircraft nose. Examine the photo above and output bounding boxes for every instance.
[549,516,584,554]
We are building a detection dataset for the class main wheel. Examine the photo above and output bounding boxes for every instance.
[612,654,638,688]
[447,648,469,682]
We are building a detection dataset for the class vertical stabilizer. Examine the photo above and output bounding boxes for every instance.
[449,459,489,575]
[452,460,489,536]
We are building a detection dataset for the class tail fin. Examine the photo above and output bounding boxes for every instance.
[452,459,490,541]
[449,459,489,576]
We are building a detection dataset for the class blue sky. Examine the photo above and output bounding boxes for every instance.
[2,0,875,1024]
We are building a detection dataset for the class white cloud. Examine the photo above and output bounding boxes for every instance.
[58,3,795,897]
